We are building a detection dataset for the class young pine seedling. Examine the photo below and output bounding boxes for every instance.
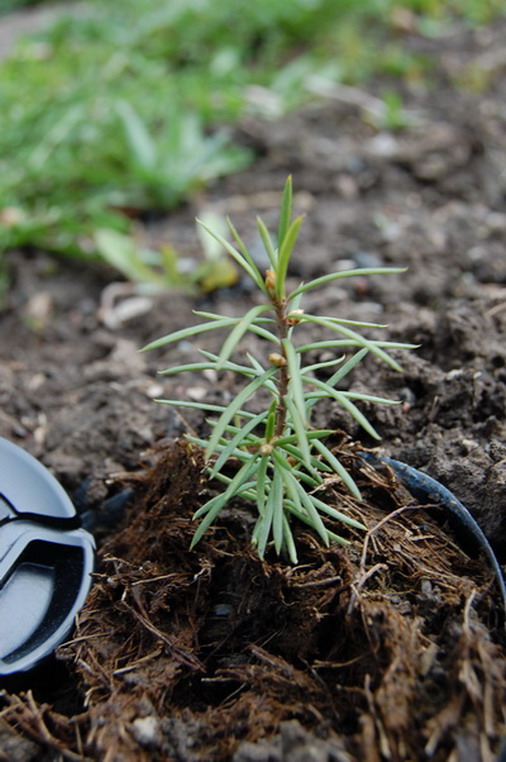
[143,178,413,562]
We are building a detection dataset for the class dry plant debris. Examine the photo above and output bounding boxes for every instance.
[1,441,501,761]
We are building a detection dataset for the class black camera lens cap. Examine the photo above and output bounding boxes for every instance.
[0,437,95,675]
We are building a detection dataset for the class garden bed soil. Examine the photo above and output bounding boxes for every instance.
[1,14,506,762]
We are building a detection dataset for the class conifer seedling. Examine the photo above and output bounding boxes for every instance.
[143,178,413,562]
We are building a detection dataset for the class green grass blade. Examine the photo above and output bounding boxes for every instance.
[217,304,270,369]
[289,267,407,300]
[275,216,304,299]
[94,229,165,286]
[256,217,278,269]
[312,438,361,499]
[206,368,277,458]
[277,175,293,249]
[197,219,267,292]
[115,100,157,170]
[209,410,268,478]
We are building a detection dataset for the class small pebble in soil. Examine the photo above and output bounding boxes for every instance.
[131,716,163,749]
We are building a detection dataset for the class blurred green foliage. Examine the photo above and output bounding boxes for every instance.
[0,0,505,296]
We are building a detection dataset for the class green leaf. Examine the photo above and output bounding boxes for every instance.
[296,339,418,354]
[193,311,279,344]
[255,478,277,558]
[271,469,285,554]
[198,350,260,380]
[275,216,304,299]
[142,317,236,352]
[95,229,166,286]
[217,304,270,369]
[302,376,381,439]
[276,429,334,447]
[315,315,388,328]
[209,410,268,478]
[278,442,329,480]
[115,100,157,170]
[309,493,366,531]
[284,500,351,547]
[326,348,369,387]
[277,175,293,249]
[191,455,260,545]
[284,396,311,466]
[281,467,329,546]
[306,389,398,406]
[289,267,407,300]
[256,217,278,269]
[277,454,304,512]
[281,338,306,426]
[156,399,256,420]
[256,456,269,519]
[187,435,256,462]
[206,368,277,459]
[298,314,404,372]
[340,391,398,405]
[159,361,217,375]
[312,438,361,499]
[194,309,273,325]
[282,513,298,564]
[297,487,330,547]
[227,217,264,279]
[196,219,266,292]
[264,398,278,440]
[303,356,345,375]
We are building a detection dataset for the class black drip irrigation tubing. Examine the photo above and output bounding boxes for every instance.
[359,452,506,618]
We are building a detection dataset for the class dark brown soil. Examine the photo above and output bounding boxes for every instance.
[1,15,506,762]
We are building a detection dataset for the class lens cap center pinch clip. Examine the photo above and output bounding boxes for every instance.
[0,437,95,675]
